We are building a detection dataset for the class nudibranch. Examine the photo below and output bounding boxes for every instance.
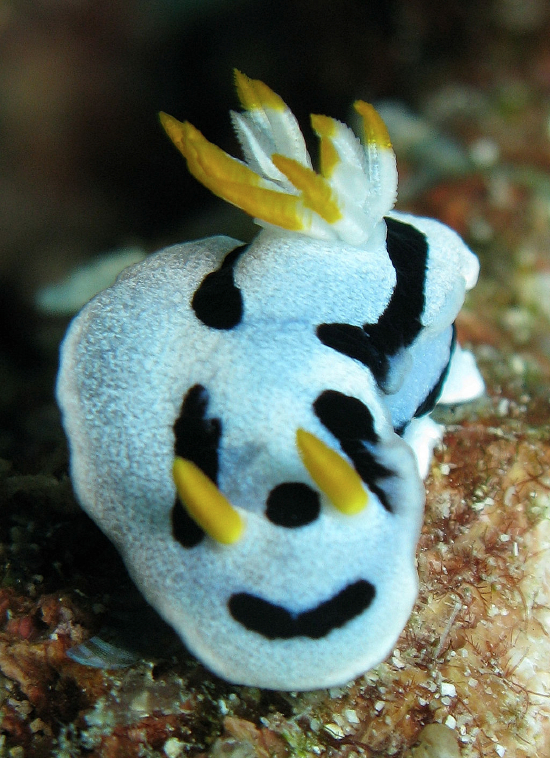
[57,71,484,690]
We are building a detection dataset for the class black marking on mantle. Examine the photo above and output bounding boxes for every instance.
[316,323,390,388]
[171,498,205,549]
[316,218,428,390]
[229,579,375,639]
[313,390,379,445]
[313,390,395,512]
[173,384,221,481]
[364,216,428,355]
[172,384,222,549]
[191,244,248,329]
[266,482,321,528]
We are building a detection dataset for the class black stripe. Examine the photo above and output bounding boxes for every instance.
[316,323,389,387]
[171,498,205,549]
[363,217,428,354]
[313,390,394,512]
[348,453,395,513]
[315,218,429,388]
[313,390,379,444]
[191,244,247,329]
[229,579,375,639]
[173,384,221,482]
[172,384,222,549]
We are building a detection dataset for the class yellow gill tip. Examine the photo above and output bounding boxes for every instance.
[159,110,172,130]
[296,429,368,515]
[271,154,342,224]
[310,113,337,137]
[172,457,244,545]
[159,110,185,145]
[234,69,286,112]
[159,111,201,160]
[160,108,308,232]
[310,114,340,178]
[353,100,392,149]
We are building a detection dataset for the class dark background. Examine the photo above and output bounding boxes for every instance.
[2,0,545,295]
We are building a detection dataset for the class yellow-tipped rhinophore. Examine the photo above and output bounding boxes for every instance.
[296,429,368,515]
[234,69,286,112]
[353,100,392,149]
[271,154,342,223]
[173,457,244,545]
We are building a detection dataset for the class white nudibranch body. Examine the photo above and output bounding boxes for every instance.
[57,71,484,690]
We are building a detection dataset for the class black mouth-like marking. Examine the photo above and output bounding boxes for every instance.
[228,579,375,639]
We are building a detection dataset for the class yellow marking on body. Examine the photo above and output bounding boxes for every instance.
[354,101,392,148]
[234,69,286,112]
[173,457,244,545]
[160,111,306,231]
[296,429,368,515]
[310,114,340,178]
[271,154,342,223]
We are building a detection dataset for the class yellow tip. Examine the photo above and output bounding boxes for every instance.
[173,458,244,545]
[353,101,392,149]
[296,429,368,515]
[311,114,340,178]
[159,109,307,231]
[159,111,190,153]
[234,69,286,112]
[271,154,342,223]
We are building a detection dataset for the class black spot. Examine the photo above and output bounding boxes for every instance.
[171,497,204,548]
[229,580,375,639]
[266,483,320,528]
[413,325,456,419]
[316,323,389,387]
[314,390,394,512]
[172,384,222,549]
[173,384,221,482]
[191,244,247,329]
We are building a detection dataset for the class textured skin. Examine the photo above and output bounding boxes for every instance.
[57,213,481,689]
